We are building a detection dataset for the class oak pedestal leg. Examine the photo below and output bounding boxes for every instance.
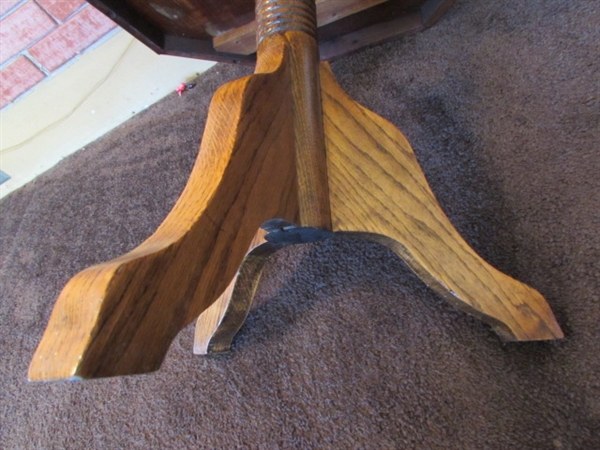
[29,35,303,380]
[30,0,562,380]
[320,64,562,341]
[194,63,563,353]
[193,228,268,355]
[192,0,562,353]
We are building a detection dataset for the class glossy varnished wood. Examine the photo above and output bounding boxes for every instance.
[30,0,561,381]
[320,63,563,341]
[88,0,455,62]
[213,0,388,55]
[29,37,302,381]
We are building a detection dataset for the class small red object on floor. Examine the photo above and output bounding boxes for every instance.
[176,82,196,96]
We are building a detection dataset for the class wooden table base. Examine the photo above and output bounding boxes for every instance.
[29,0,563,381]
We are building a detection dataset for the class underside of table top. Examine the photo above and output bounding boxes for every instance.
[88,0,455,63]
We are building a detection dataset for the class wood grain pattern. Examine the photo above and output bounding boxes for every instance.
[28,36,302,381]
[197,2,330,354]
[320,63,563,341]
[194,228,267,355]
[213,0,388,55]
[255,0,331,227]
[190,60,563,352]
[281,32,332,228]
[193,237,285,354]
[30,0,561,381]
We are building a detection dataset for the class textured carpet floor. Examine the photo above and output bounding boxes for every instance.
[1,0,598,448]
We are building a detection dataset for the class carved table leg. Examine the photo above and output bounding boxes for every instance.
[29,35,302,381]
[320,64,563,341]
[195,60,563,351]
[30,0,562,381]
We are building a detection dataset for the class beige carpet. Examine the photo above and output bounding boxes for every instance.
[1,0,598,448]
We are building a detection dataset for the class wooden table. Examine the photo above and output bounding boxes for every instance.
[28,0,563,381]
[87,0,455,62]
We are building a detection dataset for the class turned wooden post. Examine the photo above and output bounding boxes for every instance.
[194,0,332,354]
[256,0,331,228]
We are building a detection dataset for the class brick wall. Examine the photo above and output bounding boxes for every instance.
[0,0,118,109]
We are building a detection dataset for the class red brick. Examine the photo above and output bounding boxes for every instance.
[36,0,86,22]
[0,56,45,108]
[28,6,116,71]
[0,1,56,64]
[0,0,22,17]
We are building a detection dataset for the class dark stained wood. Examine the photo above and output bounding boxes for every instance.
[163,35,256,64]
[87,0,456,62]
[87,0,165,54]
[318,0,456,60]
[319,5,423,60]
[126,0,255,39]
[317,0,421,43]
[214,0,388,56]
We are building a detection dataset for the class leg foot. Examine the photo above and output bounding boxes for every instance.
[320,63,563,341]
[29,45,300,380]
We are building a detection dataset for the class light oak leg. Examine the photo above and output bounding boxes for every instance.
[193,60,563,352]
[28,40,301,380]
[320,63,563,341]
[197,0,563,354]
[30,0,562,381]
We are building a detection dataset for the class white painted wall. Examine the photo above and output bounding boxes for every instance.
[0,30,215,198]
